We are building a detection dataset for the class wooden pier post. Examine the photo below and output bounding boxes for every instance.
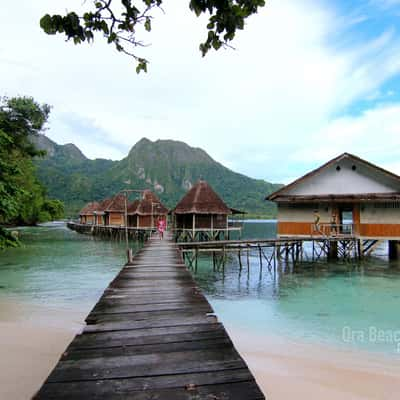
[246,245,250,273]
[238,249,243,271]
[328,240,338,260]
[389,240,400,260]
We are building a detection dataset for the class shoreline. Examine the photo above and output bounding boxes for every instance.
[1,298,400,399]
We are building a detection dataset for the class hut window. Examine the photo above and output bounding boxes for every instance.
[336,166,341,171]
[352,165,357,171]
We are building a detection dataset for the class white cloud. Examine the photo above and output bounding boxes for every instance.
[1,0,400,184]
[289,103,400,178]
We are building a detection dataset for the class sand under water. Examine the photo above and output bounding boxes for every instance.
[0,300,85,400]
[1,299,399,400]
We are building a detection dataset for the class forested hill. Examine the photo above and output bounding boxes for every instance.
[33,136,281,217]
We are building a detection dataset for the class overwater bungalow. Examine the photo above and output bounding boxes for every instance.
[172,180,243,241]
[103,194,127,226]
[267,153,400,258]
[127,190,168,229]
[92,198,113,225]
[79,202,100,225]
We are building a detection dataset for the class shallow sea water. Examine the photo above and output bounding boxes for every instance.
[1,221,400,356]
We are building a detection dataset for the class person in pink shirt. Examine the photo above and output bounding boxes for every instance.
[157,216,166,239]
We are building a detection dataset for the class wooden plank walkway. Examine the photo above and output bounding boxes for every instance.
[34,235,265,399]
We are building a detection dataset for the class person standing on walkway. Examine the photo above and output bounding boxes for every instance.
[157,216,166,240]
[314,210,321,235]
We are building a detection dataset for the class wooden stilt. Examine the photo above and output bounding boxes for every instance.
[246,245,250,273]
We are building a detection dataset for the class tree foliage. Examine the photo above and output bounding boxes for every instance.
[0,97,65,249]
[40,0,266,72]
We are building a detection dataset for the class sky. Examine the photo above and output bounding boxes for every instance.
[1,0,400,184]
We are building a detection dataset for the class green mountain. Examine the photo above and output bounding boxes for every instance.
[33,136,281,217]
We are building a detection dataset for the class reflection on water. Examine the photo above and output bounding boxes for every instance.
[192,221,400,356]
[1,221,400,356]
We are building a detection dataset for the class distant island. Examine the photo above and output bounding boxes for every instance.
[32,135,282,218]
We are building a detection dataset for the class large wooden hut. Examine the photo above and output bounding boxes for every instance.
[104,194,127,226]
[127,190,168,229]
[79,202,100,225]
[93,198,113,226]
[267,153,400,258]
[172,180,242,241]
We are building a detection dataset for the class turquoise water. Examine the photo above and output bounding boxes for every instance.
[0,223,139,309]
[1,221,400,356]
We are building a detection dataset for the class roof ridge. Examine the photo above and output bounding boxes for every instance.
[173,180,231,214]
[267,153,400,201]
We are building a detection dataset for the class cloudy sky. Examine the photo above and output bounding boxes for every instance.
[1,0,400,183]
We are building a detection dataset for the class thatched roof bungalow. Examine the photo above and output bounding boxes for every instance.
[127,190,168,228]
[91,198,113,225]
[79,202,100,225]
[104,194,127,226]
[172,180,243,240]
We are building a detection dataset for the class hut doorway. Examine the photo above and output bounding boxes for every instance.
[336,204,359,235]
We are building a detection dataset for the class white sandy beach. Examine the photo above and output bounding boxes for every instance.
[226,323,400,400]
[0,300,85,400]
[1,299,400,400]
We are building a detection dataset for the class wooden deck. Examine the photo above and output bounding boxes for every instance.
[34,235,265,399]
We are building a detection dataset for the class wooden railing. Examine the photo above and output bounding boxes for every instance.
[312,223,354,237]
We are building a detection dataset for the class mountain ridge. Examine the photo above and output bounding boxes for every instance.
[33,135,281,217]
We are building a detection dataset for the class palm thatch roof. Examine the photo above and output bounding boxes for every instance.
[127,190,168,215]
[79,202,101,216]
[172,180,232,215]
[94,198,113,215]
[105,194,126,212]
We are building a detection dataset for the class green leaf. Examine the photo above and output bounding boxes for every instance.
[108,32,117,43]
[212,38,222,50]
[144,18,151,32]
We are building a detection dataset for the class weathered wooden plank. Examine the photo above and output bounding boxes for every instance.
[86,307,214,324]
[36,375,263,399]
[117,271,191,278]
[68,324,226,350]
[129,256,180,261]
[47,348,245,382]
[125,263,187,268]
[109,280,198,289]
[103,286,201,294]
[90,301,212,315]
[84,314,218,332]
[98,293,207,305]
[35,369,256,399]
[115,274,194,281]
[104,286,200,295]
[123,266,187,271]
[62,337,233,361]
[87,307,214,321]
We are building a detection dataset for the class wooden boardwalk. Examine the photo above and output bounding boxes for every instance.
[34,235,265,399]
